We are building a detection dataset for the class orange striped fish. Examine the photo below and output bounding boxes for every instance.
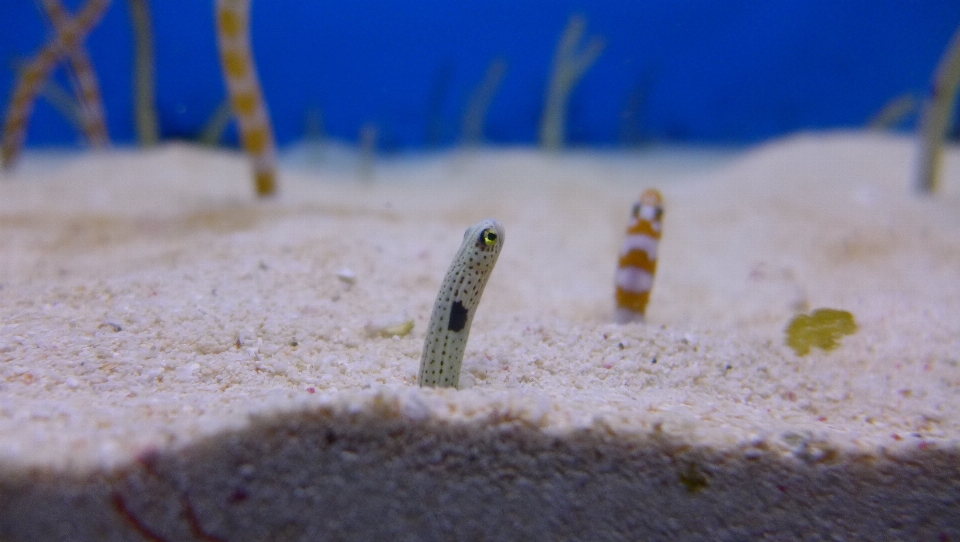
[215,0,277,196]
[615,188,663,323]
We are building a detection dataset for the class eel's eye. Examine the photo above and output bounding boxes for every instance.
[483,229,498,246]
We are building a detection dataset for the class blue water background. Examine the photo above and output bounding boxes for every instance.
[1,0,959,151]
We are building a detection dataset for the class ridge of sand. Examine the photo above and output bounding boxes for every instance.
[1,132,959,539]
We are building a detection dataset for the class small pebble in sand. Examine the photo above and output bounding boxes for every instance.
[99,322,122,332]
[364,311,415,338]
[337,268,357,284]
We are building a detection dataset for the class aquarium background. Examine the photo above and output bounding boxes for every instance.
[2,0,959,151]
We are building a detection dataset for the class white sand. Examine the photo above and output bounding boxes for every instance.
[1,133,959,540]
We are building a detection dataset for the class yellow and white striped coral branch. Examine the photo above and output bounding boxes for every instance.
[215,0,278,197]
[1,0,110,169]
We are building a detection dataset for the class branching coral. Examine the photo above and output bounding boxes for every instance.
[197,99,233,147]
[1,0,110,169]
[11,62,82,133]
[539,14,605,151]
[461,58,507,146]
[868,94,917,131]
[40,0,110,149]
[214,0,278,197]
[916,24,960,194]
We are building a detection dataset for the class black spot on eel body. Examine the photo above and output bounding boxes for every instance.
[448,300,469,332]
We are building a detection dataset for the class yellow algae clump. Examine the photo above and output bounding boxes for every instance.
[785,308,858,356]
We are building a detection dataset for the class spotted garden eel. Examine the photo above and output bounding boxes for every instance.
[418,219,505,388]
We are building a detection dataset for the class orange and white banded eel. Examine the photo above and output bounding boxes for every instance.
[615,188,663,324]
[215,0,277,196]
[1,0,110,169]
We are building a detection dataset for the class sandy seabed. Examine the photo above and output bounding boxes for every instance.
[0,132,959,540]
